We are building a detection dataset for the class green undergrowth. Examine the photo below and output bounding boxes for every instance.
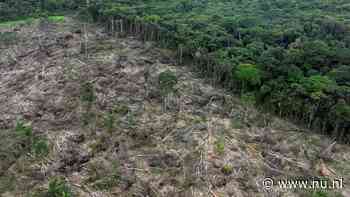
[30,177,73,197]
[86,160,121,191]
[0,17,35,27]
[47,178,73,197]
[0,119,49,195]
[0,15,65,28]
[48,16,65,23]
[214,136,226,155]
[15,119,49,157]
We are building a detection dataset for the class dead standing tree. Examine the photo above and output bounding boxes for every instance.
[79,0,90,58]
[158,70,178,113]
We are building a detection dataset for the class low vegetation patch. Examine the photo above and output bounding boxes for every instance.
[159,69,178,96]
[0,17,34,27]
[221,164,234,175]
[48,16,65,23]
[214,136,225,155]
[0,15,64,28]
[47,177,73,197]
[15,119,49,157]
[86,160,121,191]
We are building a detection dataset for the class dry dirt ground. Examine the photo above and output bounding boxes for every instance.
[0,17,349,197]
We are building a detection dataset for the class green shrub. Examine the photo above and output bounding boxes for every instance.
[15,119,33,137]
[32,138,49,157]
[48,178,73,197]
[214,137,225,155]
[14,119,49,157]
[159,70,177,96]
[221,164,234,175]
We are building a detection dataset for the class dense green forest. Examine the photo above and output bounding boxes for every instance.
[1,0,350,142]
